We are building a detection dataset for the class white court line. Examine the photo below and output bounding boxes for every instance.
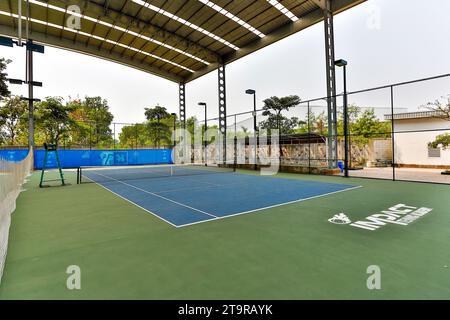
[153,178,247,194]
[89,179,183,228]
[84,171,363,229]
[175,185,363,228]
[88,171,218,218]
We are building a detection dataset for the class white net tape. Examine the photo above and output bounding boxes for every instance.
[0,148,33,284]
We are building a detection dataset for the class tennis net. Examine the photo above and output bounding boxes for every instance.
[77,163,236,184]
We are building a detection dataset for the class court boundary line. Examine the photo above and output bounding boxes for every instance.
[85,177,215,228]
[88,171,218,218]
[84,172,362,228]
[175,185,363,228]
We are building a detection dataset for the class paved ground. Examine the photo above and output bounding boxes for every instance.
[342,167,450,184]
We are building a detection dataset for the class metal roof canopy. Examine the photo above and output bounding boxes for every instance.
[0,0,365,84]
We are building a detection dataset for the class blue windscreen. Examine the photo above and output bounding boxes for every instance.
[0,149,30,162]
[33,149,173,169]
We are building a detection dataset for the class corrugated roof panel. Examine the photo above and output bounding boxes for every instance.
[0,0,366,82]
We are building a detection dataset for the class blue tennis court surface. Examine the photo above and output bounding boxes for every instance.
[83,167,360,227]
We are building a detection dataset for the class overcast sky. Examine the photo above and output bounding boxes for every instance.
[1,0,449,125]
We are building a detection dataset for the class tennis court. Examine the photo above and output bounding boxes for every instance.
[79,165,359,227]
[1,168,450,300]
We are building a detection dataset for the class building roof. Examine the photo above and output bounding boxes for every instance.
[384,111,448,121]
[0,0,365,83]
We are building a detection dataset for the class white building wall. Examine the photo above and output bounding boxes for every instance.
[393,118,450,167]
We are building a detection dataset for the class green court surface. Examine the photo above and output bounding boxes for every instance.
[0,170,449,299]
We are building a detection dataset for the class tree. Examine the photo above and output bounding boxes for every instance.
[422,95,450,120]
[336,104,361,139]
[424,95,450,151]
[0,58,11,100]
[347,108,390,145]
[259,95,301,134]
[118,123,149,148]
[297,111,328,135]
[144,105,170,121]
[428,133,450,149]
[185,116,198,145]
[0,95,27,145]
[144,105,171,148]
[82,96,114,147]
[66,99,91,147]
[35,97,76,144]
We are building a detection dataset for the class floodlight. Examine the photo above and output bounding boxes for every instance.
[0,36,14,47]
[334,59,348,67]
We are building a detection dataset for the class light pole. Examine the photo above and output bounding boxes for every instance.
[198,102,207,165]
[170,113,177,149]
[1,36,44,148]
[246,89,258,170]
[335,59,349,177]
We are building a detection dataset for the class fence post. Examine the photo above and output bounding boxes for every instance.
[390,85,396,181]
[89,122,92,150]
[308,102,311,174]
[135,124,138,150]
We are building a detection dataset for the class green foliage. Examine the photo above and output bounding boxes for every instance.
[0,95,116,147]
[294,111,328,135]
[61,97,114,147]
[260,95,301,134]
[185,116,199,145]
[352,109,390,139]
[0,95,27,145]
[336,106,391,145]
[35,97,77,144]
[0,58,11,100]
[144,105,170,121]
[426,95,450,149]
[143,105,173,147]
[428,133,450,149]
[118,123,149,148]
[82,97,114,146]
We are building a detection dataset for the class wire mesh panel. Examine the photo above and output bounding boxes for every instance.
[115,123,141,149]
[345,87,394,180]
[182,75,449,183]
[279,102,311,171]
[392,76,450,183]
[205,118,220,165]
[306,101,331,171]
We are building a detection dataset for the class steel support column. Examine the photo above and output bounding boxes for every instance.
[218,64,227,163]
[179,83,186,163]
[323,0,338,168]
[26,40,34,148]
